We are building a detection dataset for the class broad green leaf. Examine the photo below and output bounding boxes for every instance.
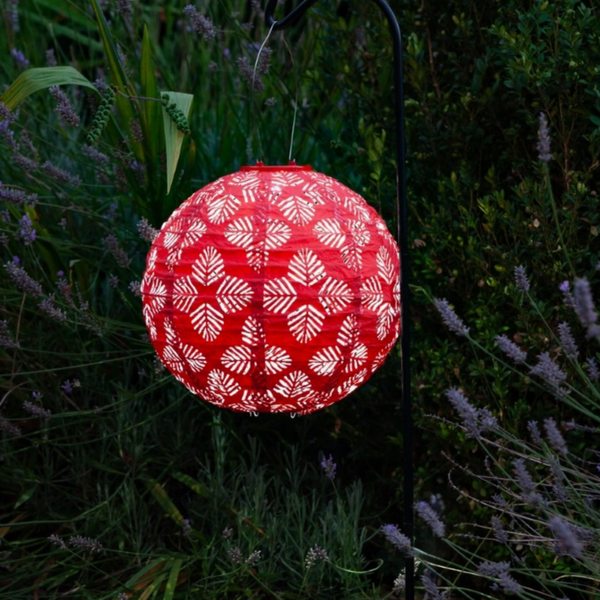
[121,558,167,592]
[0,67,97,112]
[140,25,162,175]
[173,472,210,498]
[162,91,193,194]
[145,478,185,525]
[162,559,183,600]
[139,573,166,600]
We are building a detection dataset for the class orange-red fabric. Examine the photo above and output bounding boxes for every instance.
[141,165,400,414]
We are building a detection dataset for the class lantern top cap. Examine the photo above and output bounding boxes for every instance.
[241,160,312,172]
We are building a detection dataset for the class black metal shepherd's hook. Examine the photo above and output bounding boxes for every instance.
[264,1,413,597]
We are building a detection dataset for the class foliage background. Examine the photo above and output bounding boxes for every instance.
[1,0,599,598]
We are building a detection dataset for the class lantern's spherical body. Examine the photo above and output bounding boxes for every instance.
[141,164,400,415]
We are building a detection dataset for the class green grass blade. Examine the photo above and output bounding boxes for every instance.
[140,24,162,171]
[173,472,210,498]
[162,558,183,600]
[162,91,193,194]
[0,67,97,112]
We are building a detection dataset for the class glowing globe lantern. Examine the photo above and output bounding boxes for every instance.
[141,163,400,415]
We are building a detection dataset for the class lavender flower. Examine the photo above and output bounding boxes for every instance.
[559,280,575,308]
[529,352,567,395]
[445,388,496,438]
[573,278,600,337]
[46,48,57,66]
[495,334,527,363]
[513,459,542,505]
[498,571,523,594]
[393,573,406,593]
[129,281,141,296]
[49,86,80,127]
[182,519,191,537]
[42,161,81,187]
[558,322,579,360]
[0,415,22,437]
[305,545,328,568]
[528,420,542,445]
[11,48,29,69]
[38,296,67,322]
[222,527,233,539]
[548,516,583,559]
[7,0,19,32]
[246,549,261,565]
[320,454,337,479]
[587,357,599,381]
[514,265,530,292]
[48,534,66,548]
[23,400,51,419]
[109,274,119,288]
[477,561,511,577]
[265,97,277,107]
[237,47,273,93]
[0,184,38,206]
[82,145,109,165]
[183,5,217,40]
[536,112,552,162]
[137,218,159,243]
[543,417,568,456]
[422,570,447,600]
[491,516,508,543]
[228,546,243,563]
[17,214,35,245]
[381,524,413,556]
[69,535,102,553]
[0,320,20,349]
[416,500,445,538]
[103,234,131,268]
[4,258,43,296]
[433,298,470,336]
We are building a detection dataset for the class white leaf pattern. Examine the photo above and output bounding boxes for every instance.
[377,246,396,282]
[337,315,359,347]
[318,277,353,315]
[265,219,292,249]
[287,304,325,343]
[340,244,362,271]
[206,193,241,224]
[265,346,292,374]
[192,247,225,286]
[344,343,368,373]
[273,370,313,398]
[309,346,343,376]
[224,217,254,249]
[173,276,200,314]
[313,219,346,248]
[216,276,253,313]
[221,345,254,375]
[361,276,384,312]
[288,249,326,287]
[242,316,265,346]
[207,369,241,398]
[278,195,315,225]
[263,278,297,314]
[181,345,206,372]
[189,303,224,341]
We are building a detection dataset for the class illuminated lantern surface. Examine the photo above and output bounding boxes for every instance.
[141,163,400,415]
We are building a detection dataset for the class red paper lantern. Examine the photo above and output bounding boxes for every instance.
[141,163,400,415]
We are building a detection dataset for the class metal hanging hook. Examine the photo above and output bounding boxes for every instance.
[263,2,413,599]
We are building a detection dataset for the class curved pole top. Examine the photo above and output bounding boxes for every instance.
[265,0,321,30]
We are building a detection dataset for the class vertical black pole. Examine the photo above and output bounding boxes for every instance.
[264,2,413,599]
